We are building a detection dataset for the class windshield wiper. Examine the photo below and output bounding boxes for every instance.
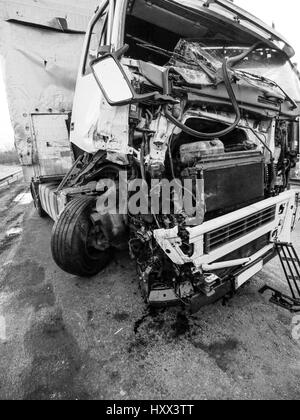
[226,42,261,68]
[225,42,298,109]
[237,69,298,110]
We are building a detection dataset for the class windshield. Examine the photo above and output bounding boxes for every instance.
[125,0,292,66]
[123,0,300,101]
[125,0,293,65]
[170,0,293,56]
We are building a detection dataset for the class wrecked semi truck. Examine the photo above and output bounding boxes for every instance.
[3,0,300,311]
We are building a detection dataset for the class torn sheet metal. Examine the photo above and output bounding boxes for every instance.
[94,99,130,166]
[71,86,130,166]
[70,52,131,162]
[170,67,213,86]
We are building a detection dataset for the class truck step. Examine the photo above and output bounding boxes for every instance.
[259,242,300,313]
[282,257,295,262]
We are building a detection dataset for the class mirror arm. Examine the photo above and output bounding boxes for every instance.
[132,92,179,104]
[132,92,159,103]
[114,44,130,59]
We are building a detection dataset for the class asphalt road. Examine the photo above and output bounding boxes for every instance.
[1,180,300,400]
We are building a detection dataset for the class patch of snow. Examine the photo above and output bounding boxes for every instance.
[13,192,32,205]
[0,316,6,341]
[5,227,22,237]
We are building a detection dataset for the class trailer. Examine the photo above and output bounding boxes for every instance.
[0,2,98,181]
[2,0,300,312]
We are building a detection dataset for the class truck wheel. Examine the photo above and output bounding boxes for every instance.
[51,196,111,277]
[30,182,47,218]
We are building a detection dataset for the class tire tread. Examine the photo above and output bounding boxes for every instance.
[51,196,110,277]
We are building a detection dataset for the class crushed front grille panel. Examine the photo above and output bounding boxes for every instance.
[204,206,276,253]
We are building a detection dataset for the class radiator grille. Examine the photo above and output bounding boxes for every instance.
[204,206,276,253]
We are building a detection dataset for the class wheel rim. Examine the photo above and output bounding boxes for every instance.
[85,217,110,260]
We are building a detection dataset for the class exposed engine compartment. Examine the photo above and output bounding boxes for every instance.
[121,31,299,306]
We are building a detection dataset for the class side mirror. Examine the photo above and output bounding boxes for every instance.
[91,54,135,106]
[91,50,177,107]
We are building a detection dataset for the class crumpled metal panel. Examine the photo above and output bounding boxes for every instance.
[170,39,220,71]
[167,39,218,86]
[171,67,212,86]
[94,99,130,166]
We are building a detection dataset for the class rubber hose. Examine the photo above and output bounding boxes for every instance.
[164,61,241,139]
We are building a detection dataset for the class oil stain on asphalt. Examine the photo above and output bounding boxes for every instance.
[191,338,240,373]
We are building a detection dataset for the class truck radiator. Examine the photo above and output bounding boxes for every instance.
[204,205,276,253]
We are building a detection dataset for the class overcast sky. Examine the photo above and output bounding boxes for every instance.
[0,57,14,151]
[236,0,300,63]
[0,0,299,150]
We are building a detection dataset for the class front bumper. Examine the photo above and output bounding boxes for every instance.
[148,246,277,311]
[154,190,300,271]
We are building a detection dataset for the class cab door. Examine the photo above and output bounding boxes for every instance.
[70,0,112,153]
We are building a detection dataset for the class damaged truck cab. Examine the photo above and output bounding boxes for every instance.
[34,0,300,310]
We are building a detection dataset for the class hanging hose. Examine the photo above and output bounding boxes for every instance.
[140,133,147,182]
[164,60,241,139]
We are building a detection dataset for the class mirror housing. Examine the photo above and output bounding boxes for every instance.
[91,49,176,107]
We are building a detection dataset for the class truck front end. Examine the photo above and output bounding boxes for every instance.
[51,0,300,310]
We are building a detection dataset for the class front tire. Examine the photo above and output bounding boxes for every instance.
[51,196,111,277]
